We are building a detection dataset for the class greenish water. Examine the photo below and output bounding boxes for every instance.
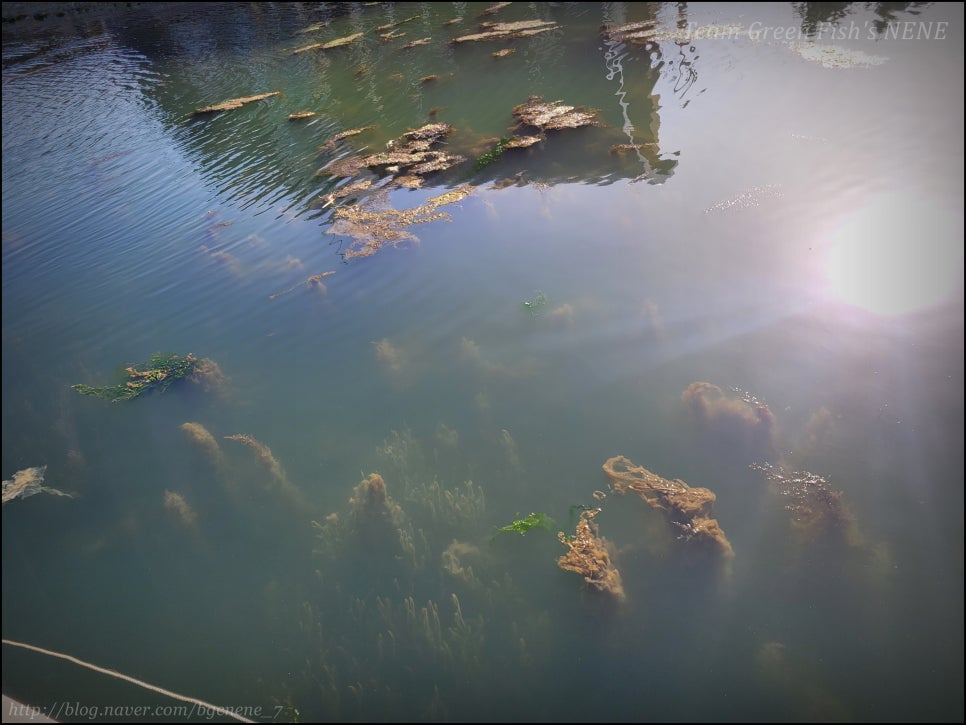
[2,2,963,722]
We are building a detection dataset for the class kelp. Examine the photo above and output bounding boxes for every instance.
[288,111,317,120]
[193,92,280,114]
[512,96,601,131]
[557,508,625,602]
[2,466,74,505]
[269,271,336,299]
[319,126,376,152]
[450,20,558,44]
[72,353,209,403]
[495,512,555,536]
[329,184,473,260]
[602,455,734,558]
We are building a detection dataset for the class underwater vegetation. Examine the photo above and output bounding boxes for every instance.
[556,507,626,602]
[495,512,556,537]
[193,91,280,114]
[2,465,74,505]
[72,353,215,403]
[682,381,777,457]
[751,462,862,546]
[602,455,735,559]
[450,19,559,44]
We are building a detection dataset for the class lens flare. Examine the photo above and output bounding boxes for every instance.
[827,194,962,315]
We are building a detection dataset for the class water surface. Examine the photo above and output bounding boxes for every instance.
[2,2,963,722]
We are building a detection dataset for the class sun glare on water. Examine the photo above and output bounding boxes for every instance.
[826,194,962,316]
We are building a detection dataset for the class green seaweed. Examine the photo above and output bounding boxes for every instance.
[495,512,556,536]
[473,137,513,172]
[72,352,203,403]
[521,290,548,316]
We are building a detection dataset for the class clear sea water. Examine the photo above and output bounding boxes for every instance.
[2,2,963,722]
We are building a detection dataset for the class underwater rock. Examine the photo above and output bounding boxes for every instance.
[2,465,74,505]
[557,508,626,602]
[193,92,281,114]
[603,455,735,558]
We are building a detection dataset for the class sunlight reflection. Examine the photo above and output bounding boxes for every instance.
[826,194,962,315]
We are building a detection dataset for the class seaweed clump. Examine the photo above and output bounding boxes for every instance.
[602,455,734,558]
[2,466,74,505]
[360,123,465,176]
[193,92,280,114]
[329,184,473,260]
[495,512,556,537]
[450,20,558,44]
[557,508,625,602]
[72,353,210,403]
[512,96,601,132]
[682,382,776,457]
[751,462,860,544]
